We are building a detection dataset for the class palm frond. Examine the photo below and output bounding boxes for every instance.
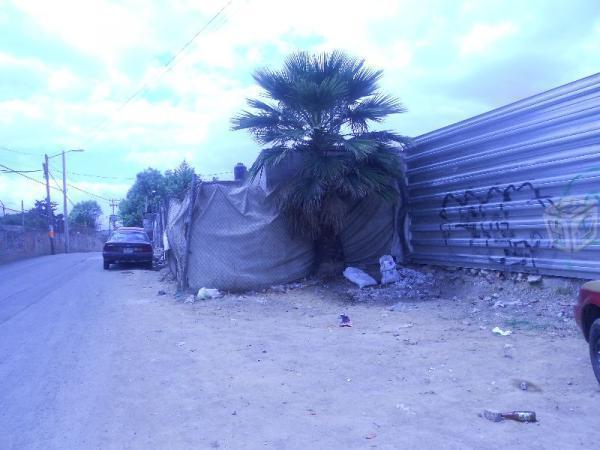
[246,98,279,114]
[252,69,292,103]
[347,95,405,132]
[231,110,279,132]
[248,146,293,180]
[233,49,408,240]
[301,150,349,181]
[357,130,412,146]
[342,137,380,160]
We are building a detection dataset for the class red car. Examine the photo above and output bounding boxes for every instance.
[575,281,600,383]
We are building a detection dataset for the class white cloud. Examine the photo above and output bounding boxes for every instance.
[124,149,196,167]
[459,22,518,55]
[2,0,598,214]
[12,0,152,64]
[0,99,44,124]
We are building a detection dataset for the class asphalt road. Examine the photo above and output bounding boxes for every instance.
[0,253,194,449]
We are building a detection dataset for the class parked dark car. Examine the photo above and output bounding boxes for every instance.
[103,227,153,270]
[575,280,600,384]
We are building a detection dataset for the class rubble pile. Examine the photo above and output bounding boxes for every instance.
[349,267,435,303]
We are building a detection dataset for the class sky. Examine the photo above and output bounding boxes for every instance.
[0,0,599,221]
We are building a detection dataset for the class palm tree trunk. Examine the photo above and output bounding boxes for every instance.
[313,229,344,274]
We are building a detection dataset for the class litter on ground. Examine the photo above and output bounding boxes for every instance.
[343,267,377,289]
[492,326,512,336]
[196,287,223,300]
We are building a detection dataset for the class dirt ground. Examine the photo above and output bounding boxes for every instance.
[151,266,600,449]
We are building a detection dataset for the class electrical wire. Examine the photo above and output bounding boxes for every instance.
[0,163,60,192]
[1,206,22,214]
[48,170,62,190]
[66,182,112,203]
[0,1,248,189]
[53,168,135,181]
[0,145,136,180]
[200,171,233,177]
[48,170,76,208]
[0,145,40,157]
[84,0,235,143]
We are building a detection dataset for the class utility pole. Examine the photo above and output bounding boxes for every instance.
[43,154,55,255]
[45,149,83,254]
[21,200,24,227]
[109,199,118,233]
[62,150,70,253]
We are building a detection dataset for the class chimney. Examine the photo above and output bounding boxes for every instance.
[234,163,247,182]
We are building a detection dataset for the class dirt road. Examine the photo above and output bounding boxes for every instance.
[1,253,598,449]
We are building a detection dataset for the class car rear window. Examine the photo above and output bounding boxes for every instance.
[110,231,149,243]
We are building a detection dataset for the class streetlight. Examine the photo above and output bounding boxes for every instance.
[46,149,84,254]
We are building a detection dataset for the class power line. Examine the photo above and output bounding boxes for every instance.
[84,0,235,143]
[0,145,40,157]
[66,182,112,203]
[0,163,60,191]
[0,145,136,180]
[2,206,21,214]
[48,170,64,193]
[0,163,110,206]
[200,171,233,177]
[53,168,135,181]
[2,199,20,208]
[0,168,42,173]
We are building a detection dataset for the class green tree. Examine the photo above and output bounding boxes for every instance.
[119,168,167,226]
[164,160,196,201]
[232,51,408,261]
[0,200,57,229]
[69,200,102,229]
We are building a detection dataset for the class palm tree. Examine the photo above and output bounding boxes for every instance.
[232,50,408,263]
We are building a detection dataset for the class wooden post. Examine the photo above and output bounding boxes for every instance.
[181,175,197,291]
[43,155,55,255]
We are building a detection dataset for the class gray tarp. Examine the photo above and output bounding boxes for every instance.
[166,196,188,279]
[186,183,313,291]
[340,196,401,266]
[166,182,401,291]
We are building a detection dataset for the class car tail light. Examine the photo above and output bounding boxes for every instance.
[134,244,152,253]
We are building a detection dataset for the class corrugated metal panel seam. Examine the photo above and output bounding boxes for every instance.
[405,72,600,279]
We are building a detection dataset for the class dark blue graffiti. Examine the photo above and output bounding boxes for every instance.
[439,182,554,221]
[439,183,549,270]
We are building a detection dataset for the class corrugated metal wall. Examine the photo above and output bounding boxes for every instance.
[405,73,600,279]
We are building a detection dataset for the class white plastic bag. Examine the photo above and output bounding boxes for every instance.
[343,267,378,289]
[196,287,223,300]
[379,255,400,285]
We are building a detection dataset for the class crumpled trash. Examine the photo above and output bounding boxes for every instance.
[339,314,352,327]
[196,287,223,300]
[343,267,377,289]
[482,409,537,422]
[379,255,400,284]
[492,326,513,336]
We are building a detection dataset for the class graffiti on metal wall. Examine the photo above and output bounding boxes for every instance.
[439,182,553,270]
[543,173,600,253]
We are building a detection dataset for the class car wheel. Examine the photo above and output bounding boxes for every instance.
[145,261,153,270]
[590,318,600,384]
[103,260,111,270]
